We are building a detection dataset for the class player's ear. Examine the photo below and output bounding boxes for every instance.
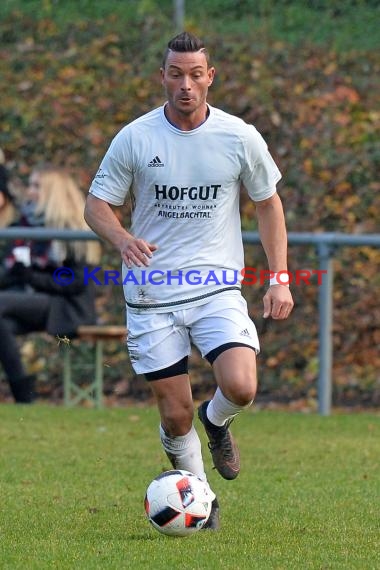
[160,67,165,84]
[207,66,215,86]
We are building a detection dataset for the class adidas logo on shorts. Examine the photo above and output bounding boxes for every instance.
[239,328,251,338]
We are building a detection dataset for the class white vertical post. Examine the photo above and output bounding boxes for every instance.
[317,242,334,416]
[173,0,185,32]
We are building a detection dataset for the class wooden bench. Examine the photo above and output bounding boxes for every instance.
[62,325,127,408]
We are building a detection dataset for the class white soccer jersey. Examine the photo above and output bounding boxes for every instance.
[89,104,281,312]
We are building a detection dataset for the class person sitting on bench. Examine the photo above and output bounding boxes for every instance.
[0,164,101,403]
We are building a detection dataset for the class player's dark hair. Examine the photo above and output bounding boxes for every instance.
[162,31,210,68]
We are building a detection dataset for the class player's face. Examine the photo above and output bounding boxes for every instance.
[161,50,215,123]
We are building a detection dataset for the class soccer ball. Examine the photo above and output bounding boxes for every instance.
[144,470,212,537]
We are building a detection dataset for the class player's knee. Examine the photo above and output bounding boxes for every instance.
[229,374,257,406]
[233,387,256,407]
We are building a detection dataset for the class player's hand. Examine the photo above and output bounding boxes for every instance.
[121,237,158,268]
[263,285,294,320]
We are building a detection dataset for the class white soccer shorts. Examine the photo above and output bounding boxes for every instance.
[126,289,259,374]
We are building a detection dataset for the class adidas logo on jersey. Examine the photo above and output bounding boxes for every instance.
[148,156,164,167]
[239,328,251,338]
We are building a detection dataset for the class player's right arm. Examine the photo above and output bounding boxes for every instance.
[84,194,157,268]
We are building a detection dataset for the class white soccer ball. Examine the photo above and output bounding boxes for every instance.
[144,470,212,537]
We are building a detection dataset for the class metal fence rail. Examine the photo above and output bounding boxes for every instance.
[1,228,379,415]
[243,231,380,415]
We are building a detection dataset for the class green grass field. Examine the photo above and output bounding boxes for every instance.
[0,405,379,569]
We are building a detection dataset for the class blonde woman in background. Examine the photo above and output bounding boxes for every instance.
[0,164,101,403]
[25,164,100,266]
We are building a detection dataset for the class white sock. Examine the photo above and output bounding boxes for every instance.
[207,387,253,427]
[159,424,216,500]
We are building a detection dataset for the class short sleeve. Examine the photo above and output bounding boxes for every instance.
[89,127,133,206]
[241,126,282,202]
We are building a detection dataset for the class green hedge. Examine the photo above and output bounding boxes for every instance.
[0,3,379,405]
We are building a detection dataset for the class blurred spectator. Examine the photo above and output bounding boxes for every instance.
[0,164,101,403]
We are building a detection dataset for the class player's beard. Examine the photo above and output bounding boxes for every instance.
[172,94,207,117]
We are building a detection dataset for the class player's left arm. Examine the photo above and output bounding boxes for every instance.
[255,192,294,320]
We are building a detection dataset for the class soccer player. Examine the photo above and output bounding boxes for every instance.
[84,32,294,529]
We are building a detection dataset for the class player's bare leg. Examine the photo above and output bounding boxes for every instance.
[198,346,257,479]
[149,373,220,529]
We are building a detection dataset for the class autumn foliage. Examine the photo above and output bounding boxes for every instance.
[0,10,379,406]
